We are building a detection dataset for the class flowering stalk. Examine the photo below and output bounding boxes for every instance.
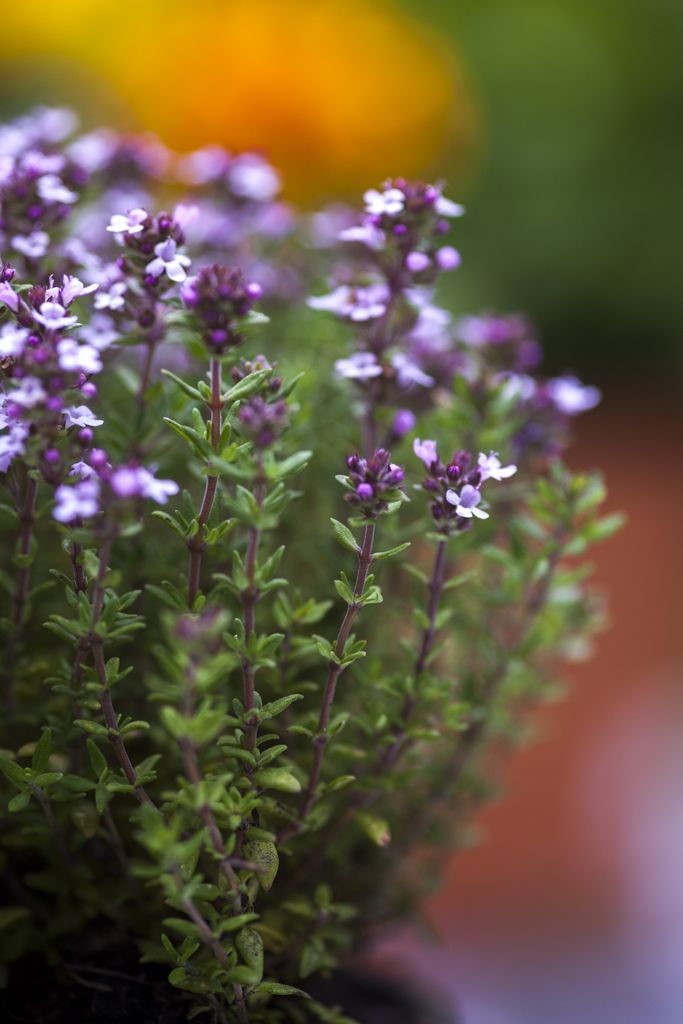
[241,464,265,754]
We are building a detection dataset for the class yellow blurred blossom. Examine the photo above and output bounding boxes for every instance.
[1,0,474,197]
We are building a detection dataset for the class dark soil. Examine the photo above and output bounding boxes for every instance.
[2,943,455,1023]
[1,939,192,1024]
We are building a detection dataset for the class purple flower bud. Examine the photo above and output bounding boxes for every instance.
[391,409,417,438]
[43,448,60,464]
[46,396,63,413]
[406,251,430,273]
[81,382,97,399]
[435,246,461,270]
[357,483,374,501]
[89,448,108,468]
[78,427,94,445]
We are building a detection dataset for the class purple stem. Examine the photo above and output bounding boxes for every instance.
[279,522,376,841]
[4,473,38,711]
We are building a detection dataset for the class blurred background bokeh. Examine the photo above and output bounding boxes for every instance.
[2,2,681,1020]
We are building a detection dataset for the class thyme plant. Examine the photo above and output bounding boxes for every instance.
[0,108,621,1022]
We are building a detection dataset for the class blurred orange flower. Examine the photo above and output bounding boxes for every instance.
[1,0,473,198]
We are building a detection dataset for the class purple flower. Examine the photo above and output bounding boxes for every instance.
[391,409,417,439]
[546,376,601,415]
[345,448,405,517]
[446,483,489,520]
[53,479,101,523]
[477,451,517,481]
[413,438,438,467]
[63,405,104,428]
[69,460,98,480]
[57,275,98,306]
[145,238,191,283]
[106,208,148,235]
[110,464,179,504]
[0,281,21,313]
[334,352,383,381]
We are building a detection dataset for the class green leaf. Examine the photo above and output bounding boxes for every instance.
[355,811,391,847]
[254,767,301,793]
[330,518,359,553]
[257,981,310,998]
[372,541,411,561]
[160,369,202,400]
[235,927,263,984]
[31,729,52,774]
[8,791,31,812]
[0,907,31,930]
[242,839,279,891]
[258,694,303,720]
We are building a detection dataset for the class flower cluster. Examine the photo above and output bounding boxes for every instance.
[180,263,263,353]
[414,438,517,533]
[234,356,289,449]
[55,454,178,523]
[0,269,104,471]
[1,109,86,270]
[344,448,405,517]
[307,179,467,445]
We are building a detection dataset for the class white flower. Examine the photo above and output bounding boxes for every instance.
[478,451,517,482]
[138,468,179,504]
[307,284,388,321]
[334,352,383,381]
[37,174,78,205]
[69,460,98,479]
[391,352,435,388]
[57,338,103,375]
[32,301,78,331]
[229,155,281,201]
[0,325,29,358]
[60,275,98,306]
[11,231,50,260]
[434,194,465,218]
[0,421,29,473]
[413,438,438,467]
[11,377,46,408]
[106,208,148,235]
[446,483,489,519]
[363,187,405,217]
[94,281,127,312]
[53,479,101,523]
[547,376,601,415]
[63,405,104,429]
[338,223,386,251]
[145,239,191,283]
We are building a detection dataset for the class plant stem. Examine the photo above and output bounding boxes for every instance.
[280,522,375,841]
[187,358,223,608]
[89,531,157,809]
[4,473,38,712]
[241,459,265,756]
